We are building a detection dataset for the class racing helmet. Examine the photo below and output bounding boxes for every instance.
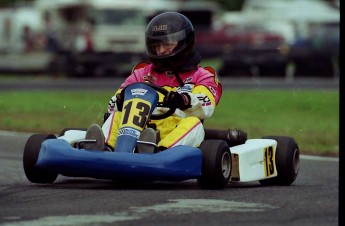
[145,12,196,71]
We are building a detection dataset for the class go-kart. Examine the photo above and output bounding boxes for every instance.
[23,82,300,189]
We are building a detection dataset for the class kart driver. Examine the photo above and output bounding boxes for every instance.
[85,12,246,152]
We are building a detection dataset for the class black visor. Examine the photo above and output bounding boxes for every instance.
[146,30,187,57]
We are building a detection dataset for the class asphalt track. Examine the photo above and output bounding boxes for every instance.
[0,130,339,226]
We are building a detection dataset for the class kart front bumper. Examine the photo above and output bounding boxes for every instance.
[37,139,202,182]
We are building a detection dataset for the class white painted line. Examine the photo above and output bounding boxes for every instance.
[131,199,277,214]
[1,199,277,226]
[300,155,339,162]
[0,130,33,137]
[1,214,139,226]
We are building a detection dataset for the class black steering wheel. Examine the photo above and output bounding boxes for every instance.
[122,82,176,120]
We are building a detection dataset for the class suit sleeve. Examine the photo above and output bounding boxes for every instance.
[177,69,222,120]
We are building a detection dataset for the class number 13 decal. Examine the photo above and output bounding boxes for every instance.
[121,99,151,130]
[264,146,276,177]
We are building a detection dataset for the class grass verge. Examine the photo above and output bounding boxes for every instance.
[0,89,338,156]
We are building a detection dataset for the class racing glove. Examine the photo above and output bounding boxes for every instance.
[164,91,191,110]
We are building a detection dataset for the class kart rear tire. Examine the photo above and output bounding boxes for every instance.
[23,134,58,183]
[197,140,231,189]
[259,136,300,186]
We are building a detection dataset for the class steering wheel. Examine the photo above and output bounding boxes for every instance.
[122,82,176,120]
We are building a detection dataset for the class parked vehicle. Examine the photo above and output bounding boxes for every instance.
[217,22,290,77]
[34,0,223,77]
[236,0,340,78]
[291,22,339,77]
[0,6,55,74]
[34,0,150,77]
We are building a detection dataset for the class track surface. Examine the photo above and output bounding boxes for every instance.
[0,131,339,226]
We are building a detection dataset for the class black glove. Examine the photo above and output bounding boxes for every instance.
[164,91,191,110]
[115,92,124,111]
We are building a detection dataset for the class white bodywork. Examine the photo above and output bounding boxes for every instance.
[58,130,86,144]
[230,139,277,183]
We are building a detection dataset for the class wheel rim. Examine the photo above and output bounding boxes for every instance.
[293,148,300,174]
[221,152,231,178]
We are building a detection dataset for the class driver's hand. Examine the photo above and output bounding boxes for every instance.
[164,91,191,110]
[115,92,124,111]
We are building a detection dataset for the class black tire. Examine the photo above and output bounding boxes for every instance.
[259,136,300,186]
[23,134,58,183]
[197,140,232,189]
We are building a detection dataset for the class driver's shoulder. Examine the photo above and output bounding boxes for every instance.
[202,66,217,77]
[131,62,152,74]
[192,65,219,81]
[195,65,217,76]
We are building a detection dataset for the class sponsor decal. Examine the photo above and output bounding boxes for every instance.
[198,96,212,107]
[202,102,212,107]
[118,127,140,139]
[143,73,157,81]
[209,86,217,97]
[179,84,193,92]
[152,25,168,31]
[198,96,211,103]
[184,77,193,83]
[165,71,174,77]
[131,88,148,96]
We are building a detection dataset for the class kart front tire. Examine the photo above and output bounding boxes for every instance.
[23,134,58,183]
[259,136,300,186]
[197,140,231,189]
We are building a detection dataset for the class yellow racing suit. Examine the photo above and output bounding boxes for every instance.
[102,63,222,150]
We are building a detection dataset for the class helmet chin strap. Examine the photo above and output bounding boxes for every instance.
[173,71,185,87]
[168,50,201,88]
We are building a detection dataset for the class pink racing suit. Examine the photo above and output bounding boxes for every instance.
[102,63,222,150]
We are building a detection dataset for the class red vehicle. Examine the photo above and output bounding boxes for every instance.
[197,23,290,77]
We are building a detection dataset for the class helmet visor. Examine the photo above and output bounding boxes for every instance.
[146,30,187,57]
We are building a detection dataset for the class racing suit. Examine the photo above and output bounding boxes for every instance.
[102,63,222,150]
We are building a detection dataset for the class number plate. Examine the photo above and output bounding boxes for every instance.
[120,98,152,131]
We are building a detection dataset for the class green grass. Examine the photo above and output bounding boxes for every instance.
[204,90,339,156]
[0,89,339,156]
